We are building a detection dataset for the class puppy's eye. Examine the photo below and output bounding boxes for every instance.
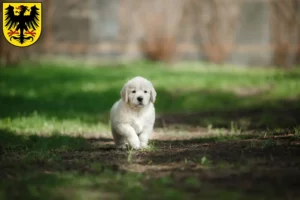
[144,91,147,93]
[132,90,136,93]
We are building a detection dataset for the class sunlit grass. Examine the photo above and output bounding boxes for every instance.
[0,112,109,137]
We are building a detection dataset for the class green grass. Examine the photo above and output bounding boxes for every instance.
[1,61,300,133]
[1,61,300,199]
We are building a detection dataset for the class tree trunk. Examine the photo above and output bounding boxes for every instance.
[271,0,300,68]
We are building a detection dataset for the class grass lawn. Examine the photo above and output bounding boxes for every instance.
[1,61,300,199]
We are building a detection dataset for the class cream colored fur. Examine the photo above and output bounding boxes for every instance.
[110,76,156,150]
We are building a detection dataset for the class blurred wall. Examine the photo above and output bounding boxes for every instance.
[1,0,299,67]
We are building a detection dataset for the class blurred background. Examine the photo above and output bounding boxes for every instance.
[1,0,300,67]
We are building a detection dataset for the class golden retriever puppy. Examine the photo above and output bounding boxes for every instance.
[110,76,157,150]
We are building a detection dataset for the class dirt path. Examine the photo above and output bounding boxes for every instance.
[60,128,300,199]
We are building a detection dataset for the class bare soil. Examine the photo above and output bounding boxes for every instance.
[60,129,300,199]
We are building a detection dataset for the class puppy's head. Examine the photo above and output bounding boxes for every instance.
[120,76,156,108]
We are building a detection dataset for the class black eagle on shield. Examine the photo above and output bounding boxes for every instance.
[4,4,40,44]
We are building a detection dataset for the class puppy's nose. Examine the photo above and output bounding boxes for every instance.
[137,96,143,102]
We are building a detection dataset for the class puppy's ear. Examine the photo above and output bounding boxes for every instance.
[150,85,157,103]
[120,84,128,103]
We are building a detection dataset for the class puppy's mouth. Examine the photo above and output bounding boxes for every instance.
[134,102,144,107]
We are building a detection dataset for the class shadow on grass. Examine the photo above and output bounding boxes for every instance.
[1,65,300,129]
[0,129,86,199]
[155,95,300,129]
[1,87,299,129]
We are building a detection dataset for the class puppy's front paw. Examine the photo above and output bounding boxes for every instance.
[127,136,141,150]
[129,142,140,150]
[140,143,148,149]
